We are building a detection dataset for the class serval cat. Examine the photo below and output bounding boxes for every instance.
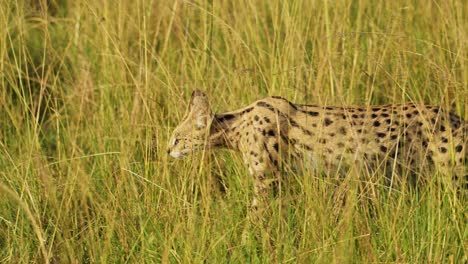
[167,90,467,211]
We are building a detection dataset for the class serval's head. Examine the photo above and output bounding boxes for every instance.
[167,90,213,159]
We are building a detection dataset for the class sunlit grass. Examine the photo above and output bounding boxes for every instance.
[0,0,466,262]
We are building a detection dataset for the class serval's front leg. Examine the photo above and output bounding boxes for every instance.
[251,171,275,214]
[244,142,281,222]
[242,146,280,251]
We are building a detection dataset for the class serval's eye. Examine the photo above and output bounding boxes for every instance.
[174,139,179,145]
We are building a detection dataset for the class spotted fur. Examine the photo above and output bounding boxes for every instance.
[168,90,467,209]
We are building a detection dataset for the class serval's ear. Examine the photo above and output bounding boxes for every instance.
[188,90,212,129]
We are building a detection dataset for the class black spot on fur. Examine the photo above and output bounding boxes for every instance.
[451,121,461,129]
[337,142,344,148]
[371,114,378,118]
[439,147,447,153]
[256,101,275,111]
[339,127,347,135]
[305,111,319,117]
[300,144,313,151]
[254,115,259,121]
[346,147,355,154]
[381,113,389,118]
[441,137,448,143]
[455,145,462,152]
[268,130,275,137]
[440,125,446,132]
[376,132,386,138]
[422,140,428,148]
[390,134,398,140]
[373,120,381,127]
[380,146,388,153]
[264,117,270,123]
[273,143,279,152]
[216,114,236,122]
[324,118,333,126]
[242,107,253,114]
[288,102,298,110]
[352,114,358,118]
[303,129,313,136]
[372,108,380,111]
[406,113,412,118]
[289,119,299,127]
[319,138,327,144]
[449,113,461,129]
[273,159,279,167]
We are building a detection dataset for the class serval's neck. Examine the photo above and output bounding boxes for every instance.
[209,113,243,150]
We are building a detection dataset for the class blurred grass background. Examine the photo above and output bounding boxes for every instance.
[0,0,466,262]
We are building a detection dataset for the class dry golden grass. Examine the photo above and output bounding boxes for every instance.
[0,0,466,262]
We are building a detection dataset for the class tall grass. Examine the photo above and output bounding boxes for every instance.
[0,0,466,262]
